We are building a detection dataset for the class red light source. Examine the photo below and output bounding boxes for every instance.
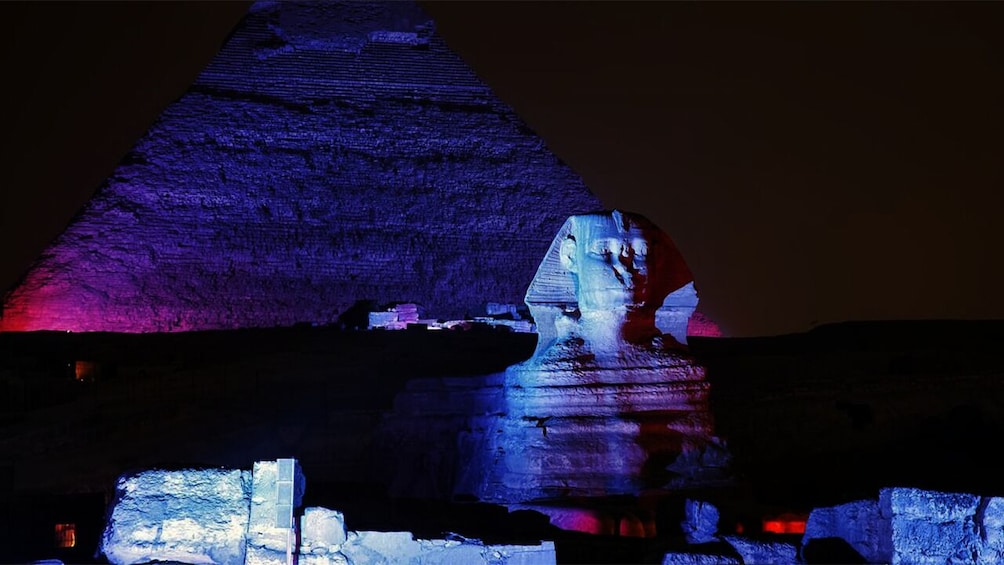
[55,523,76,548]
[762,513,807,534]
[74,360,99,382]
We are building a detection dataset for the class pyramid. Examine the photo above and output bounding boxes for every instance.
[0,1,602,333]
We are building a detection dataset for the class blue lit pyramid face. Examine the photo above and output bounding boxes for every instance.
[0,1,602,333]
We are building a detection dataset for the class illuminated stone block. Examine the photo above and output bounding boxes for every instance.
[801,498,887,563]
[800,487,1004,564]
[246,459,306,565]
[98,460,557,564]
[337,531,557,565]
[301,507,347,556]
[682,499,720,544]
[884,487,1004,565]
[722,536,798,565]
[99,468,251,565]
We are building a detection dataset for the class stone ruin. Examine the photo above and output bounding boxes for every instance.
[662,486,1004,564]
[99,459,557,565]
[95,461,1004,564]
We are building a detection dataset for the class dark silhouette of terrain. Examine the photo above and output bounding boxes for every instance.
[2,319,1004,563]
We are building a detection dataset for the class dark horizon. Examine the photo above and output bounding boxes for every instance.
[2,1,1002,338]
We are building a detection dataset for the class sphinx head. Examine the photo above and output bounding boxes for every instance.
[560,210,672,315]
[526,210,694,347]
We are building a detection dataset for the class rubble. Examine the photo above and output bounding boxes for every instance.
[99,459,557,565]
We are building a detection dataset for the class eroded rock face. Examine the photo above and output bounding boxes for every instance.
[99,468,252,565]
[722,536,798,565]
[301,507,348,556]
[798,487,1004,565]
[682,499,720,545]
[884,487,1004,565]
[0,0,601,333]
[801,498,888,563]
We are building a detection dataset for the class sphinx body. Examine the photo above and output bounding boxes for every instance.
[376,211,728,514]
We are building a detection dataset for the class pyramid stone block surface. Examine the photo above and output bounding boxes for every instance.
[0,1,601,333]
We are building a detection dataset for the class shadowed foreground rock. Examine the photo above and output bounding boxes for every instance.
[802,487,1004,564]
[660,487,1004,564]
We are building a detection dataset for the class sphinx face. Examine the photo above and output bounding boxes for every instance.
[562,212,668,314]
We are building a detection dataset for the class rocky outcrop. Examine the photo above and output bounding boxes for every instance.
[801,497,889,563]
[678,486,1004,564]
[0,0,601,333]
[661,551,741,565]
[681,499,720,545]
[338,531,556,565]
[664,487,1004,564]
[722,536,799,565]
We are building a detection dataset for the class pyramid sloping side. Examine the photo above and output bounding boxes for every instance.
[0,1,602,333]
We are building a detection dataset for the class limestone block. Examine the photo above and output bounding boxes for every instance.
[246,459,306,563]
[340,531,423,564]
[415,539,486,564]
[801,498,889,564]
[99,468,251,565]
[299,553,350,565]
[246,543,296,565]
[722,536,798,565]
[661,551,740,565]
[340,532,556,565]
[882,487,1004,564]
[982,497,1004,557]
[368,311,398,329]
[482,541,557,565]
[682,500,720,544]
[302,507,348,553]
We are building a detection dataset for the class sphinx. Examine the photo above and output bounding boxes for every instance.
[518,209,700,378]
[461,210,730,503]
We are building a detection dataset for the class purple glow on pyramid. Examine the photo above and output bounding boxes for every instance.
[0,1,602,333]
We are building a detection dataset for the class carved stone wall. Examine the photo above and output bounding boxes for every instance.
[0,1,601,333]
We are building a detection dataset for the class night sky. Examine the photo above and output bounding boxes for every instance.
[1,1,1002,338]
